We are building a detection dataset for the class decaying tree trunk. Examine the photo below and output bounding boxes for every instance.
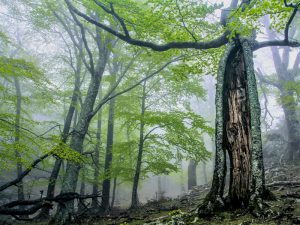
[198,39,265,215]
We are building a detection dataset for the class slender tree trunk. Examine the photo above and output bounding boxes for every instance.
[110,177,117,209]
[202,162,208,184]
[55,67,105,223]
[199,39,265,214]
[130,81,146,208]
[77,172,86,212]
[188,160,198,190]
[13,77,25,208]
[92,88,102,209]
[39,71,81,219]
[101,93,116,212]
[100,59,119,212]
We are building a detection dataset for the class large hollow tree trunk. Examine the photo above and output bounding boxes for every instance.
[223,47,251,207]
[188,160,198,190]
[130,81,146,209]
[198,39,265,215]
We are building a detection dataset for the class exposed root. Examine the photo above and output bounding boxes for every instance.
[197,195,225,217]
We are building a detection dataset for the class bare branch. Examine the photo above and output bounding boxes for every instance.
[253,40,300,50]
[66,0,95,75]
[93,0,130,37]
[91,54,188,116]
[175,0,198,42]
[0,153,52,192]
[284,2,300,41]
[255,68,281,89]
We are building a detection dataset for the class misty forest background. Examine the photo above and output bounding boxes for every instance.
[0,0,299,224]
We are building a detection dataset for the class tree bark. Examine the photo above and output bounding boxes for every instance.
[130,81,146,208]
[223,46,251,207]
[188,160,198,190]
[101,90,116,212]
[91,88,102,209]
[55,67,105,223]
[110,177,117,209]
[77,172,86,213]
[13,77,25,209]
[199,39,265,214]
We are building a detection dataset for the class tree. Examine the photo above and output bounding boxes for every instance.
[257,17,300,162]
[66,0,300,215]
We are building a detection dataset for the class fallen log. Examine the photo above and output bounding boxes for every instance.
[0,192,101,216]
[266,181,300,187]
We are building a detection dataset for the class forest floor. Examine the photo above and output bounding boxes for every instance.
[68,188,300,225]
[3,165,300,225]
[69,165,300,225]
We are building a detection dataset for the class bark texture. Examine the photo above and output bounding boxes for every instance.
[224,47,251,207]
[199,39,265,215]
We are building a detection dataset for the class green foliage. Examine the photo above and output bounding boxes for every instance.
[0,56,42,80]
[226,0,296,38]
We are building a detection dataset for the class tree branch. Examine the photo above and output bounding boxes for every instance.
[175,0,198,42]
[91,54,187,116]
[284,1,300,41]
[93,0,130,37]
[253,40,300,50]
[66,0,95,75]
[65,0,228,51]
[0,153,52,192]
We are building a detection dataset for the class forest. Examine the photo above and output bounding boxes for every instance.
[0,0,299,224]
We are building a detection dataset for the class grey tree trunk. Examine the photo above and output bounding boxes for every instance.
[130,81,146,208]
[188,160,198,190]
[92,88,102,209]
[202,162,208,184]
[101,91,116,212]
[100,60,119,212]
[39,68,81,219]
[198,39,265,215]
[13,77,25,208]
[77,171,86,213]
[110,177,117,209]
[270,46,300,162]
[55,67,105,223]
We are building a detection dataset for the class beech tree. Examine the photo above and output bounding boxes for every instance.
[65,0,300,215]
